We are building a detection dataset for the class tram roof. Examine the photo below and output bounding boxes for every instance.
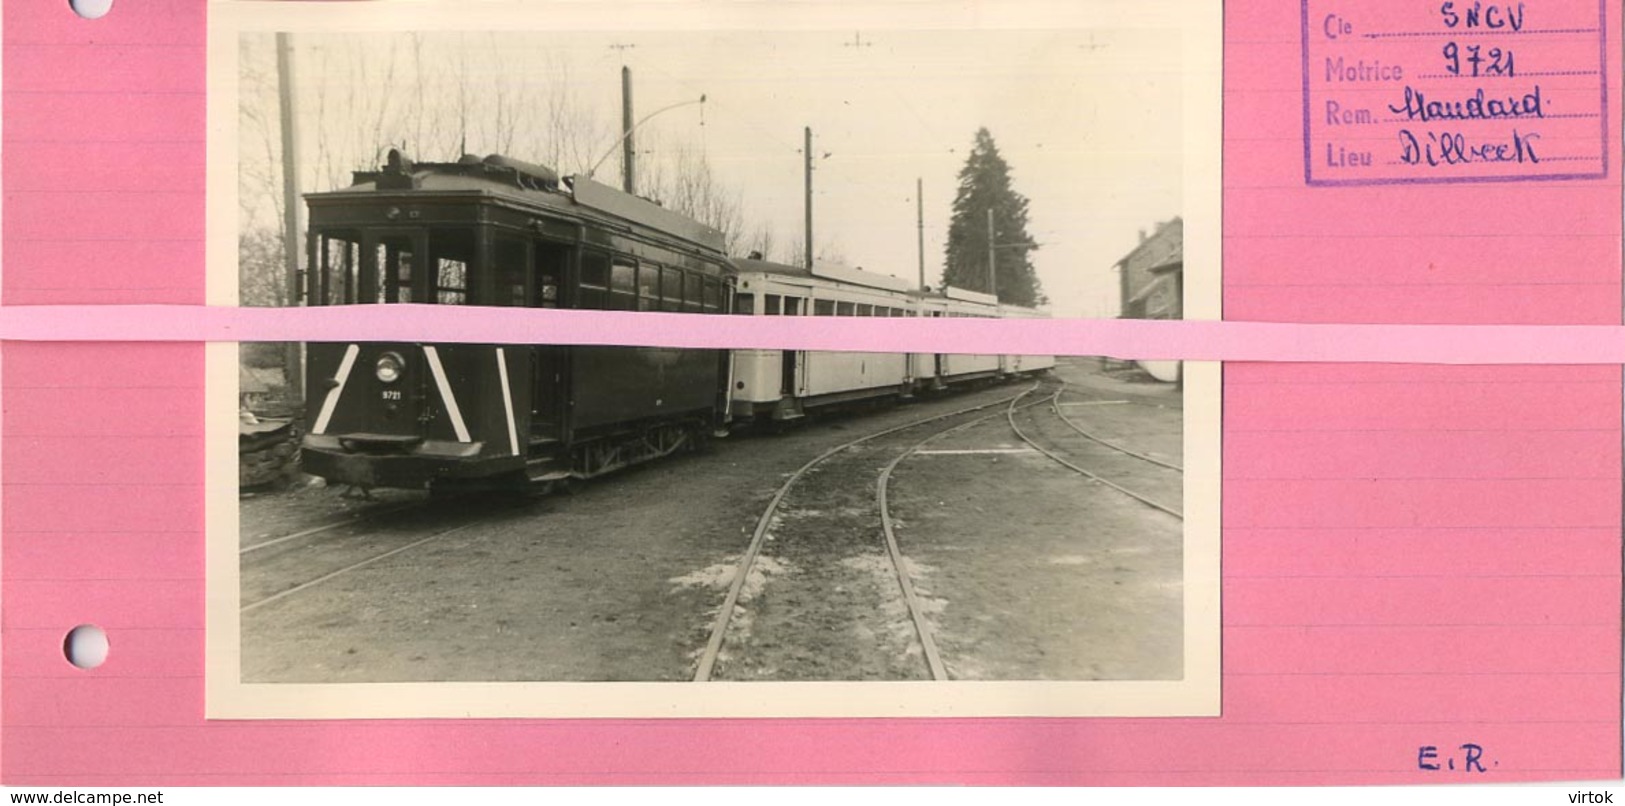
[307,150,726,255]
[734,258,916,293]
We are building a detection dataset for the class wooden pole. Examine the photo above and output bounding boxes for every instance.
[916,178,925,290]
[986,208,997,300]
[276,32,304,402]
[621,66,636,195]
[804,126,814,269]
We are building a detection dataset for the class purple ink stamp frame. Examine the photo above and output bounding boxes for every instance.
[1300,0,1609,187]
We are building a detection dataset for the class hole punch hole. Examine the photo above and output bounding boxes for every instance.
[68,0,112,19]
[63,624,109,669]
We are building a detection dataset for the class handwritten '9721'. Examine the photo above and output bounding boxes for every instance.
[1444,43,1516,77]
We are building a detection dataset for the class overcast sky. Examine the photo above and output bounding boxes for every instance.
[245,28,1182,318]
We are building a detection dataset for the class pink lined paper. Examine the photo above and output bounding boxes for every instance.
[3,0,1621,788]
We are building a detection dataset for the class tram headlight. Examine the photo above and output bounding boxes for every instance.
[375,352,405,384]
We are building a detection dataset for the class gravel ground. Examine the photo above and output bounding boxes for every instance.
[237,358,1185,683]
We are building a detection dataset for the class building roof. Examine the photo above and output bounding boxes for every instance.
[1114,216,1183,269]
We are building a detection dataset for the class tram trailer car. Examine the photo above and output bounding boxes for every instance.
[928,287,1005,383]
[730,258,1052,422]
[731,258,914,420]
[997,304,1058,375]
[298,150,733,492]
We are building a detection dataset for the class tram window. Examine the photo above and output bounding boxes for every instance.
[434,258,467,304]
[373,237,416,304]
[814,299,835,316]
[856,304,873,317]
[637,264,659,311]
[533,241,570,309]
[733,292,755,315]
[581,251,610,289]
[319,233,360,305]
[659,267,681,312]
[494,237,528,307]
[764,294,782,316]
[428,229,473,305]
[579,251,610,310]
[609,259,637,311]
[836,301,855,316]
[702,278,722,312]
[783,297,803,316]
[685,272,703,311]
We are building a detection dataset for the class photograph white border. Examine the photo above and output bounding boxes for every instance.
[204,0,1222,719]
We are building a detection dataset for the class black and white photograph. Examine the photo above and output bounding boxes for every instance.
[206,2,1220,718]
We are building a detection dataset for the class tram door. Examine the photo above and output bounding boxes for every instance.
[931,310,946,378]
[511,239,569,445]
[778,296,801,396]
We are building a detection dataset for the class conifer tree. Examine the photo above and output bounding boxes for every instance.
[942,128,1042,306]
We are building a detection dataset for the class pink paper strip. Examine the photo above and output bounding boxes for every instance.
[5,303,1625,364]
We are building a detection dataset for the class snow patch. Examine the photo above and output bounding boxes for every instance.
[669,554,791,603]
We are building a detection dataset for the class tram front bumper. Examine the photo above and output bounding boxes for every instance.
[300,434,517,489]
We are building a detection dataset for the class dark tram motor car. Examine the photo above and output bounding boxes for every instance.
[300,150,733,492]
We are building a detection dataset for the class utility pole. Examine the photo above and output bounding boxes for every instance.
[804,126,814,269]
[986,208,998,301]
[275,32,304,400]
[621,66,635,195]
[916,178,925,290]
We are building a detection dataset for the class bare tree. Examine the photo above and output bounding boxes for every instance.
[787,235,850,268]
[741,222,778,261]
[239,32,787,306]
[636,135,761,256]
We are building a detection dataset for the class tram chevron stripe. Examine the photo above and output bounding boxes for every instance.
[496,347,520,456]
[423,345,472,443]
[311,343,358,435]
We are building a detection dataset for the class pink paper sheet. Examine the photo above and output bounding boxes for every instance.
[3,0,1621,787]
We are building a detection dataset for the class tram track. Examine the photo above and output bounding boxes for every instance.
[240,365,1183,683]
[1052,387,1182,472]
[1006,383,1183,519]
[239,496,531,614]
[873,387,1061,680]
[239,501,420,556]
[240,520,485,613]
[694,381,1054,682]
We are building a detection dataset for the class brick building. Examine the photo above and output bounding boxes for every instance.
[1116,217,1183,320]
